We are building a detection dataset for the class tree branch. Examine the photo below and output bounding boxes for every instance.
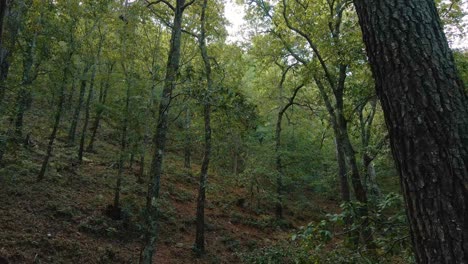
[182,0,196,10]
[146,0,175,11]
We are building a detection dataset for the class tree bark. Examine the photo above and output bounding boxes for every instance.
[353,0,468,262]
[334,136,350,202]
[140,1,188,262]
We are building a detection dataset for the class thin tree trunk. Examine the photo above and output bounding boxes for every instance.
[66,77,77,111]
[68,65,90,146]
[140,1,188,262]
[354,1,468,262]
[77,65,96,163]
[194,0,212,255]
[78,54,103,164]
[138,154,145,183]
[112,69,130,217]
[275,111,284,219]
[0,0,9,105]
[37,64,70,182]
[183,106,191,169]
[78,32,102,163]
[14,31,37,142]
[0,0,7,43]
[195,104,211,255]
[87,62,113,153]
[275,82,304,219]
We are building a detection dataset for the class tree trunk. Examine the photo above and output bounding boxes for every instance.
[0,0,9,105]
[78,33,102,163]
[0,0,7,43]
[68,65,90,146]
[77,64,96,163]
[194,0,212,255]
[334,136,350,202]
[112,71,130,218]
[37,63,70,182]
[14,30,37,142]
[66,77,77,111]
[138,154,145,183]
[87,62,113,153]
[183,106,191,169]
[194,104,211,255]
[275,110,284,219]
[358,98,381,198]
[140,1,187,262]
[232,132,240,176]
[353,1,468,262]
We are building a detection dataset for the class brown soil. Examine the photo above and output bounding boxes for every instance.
[0,138,337,264]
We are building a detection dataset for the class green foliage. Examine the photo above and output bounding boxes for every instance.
[291,193,414,264]
[240,242,308,264]
[454,50,468,86]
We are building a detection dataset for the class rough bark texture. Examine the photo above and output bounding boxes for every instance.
[353,0,468,262]
[194,0,212,255]
[140,1,187,262]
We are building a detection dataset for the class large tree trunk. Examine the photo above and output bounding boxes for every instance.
[140,1,187,263]
[194,0,212,255]
[353,1,468,262]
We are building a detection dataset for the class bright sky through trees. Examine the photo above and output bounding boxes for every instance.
[224,0,246,43]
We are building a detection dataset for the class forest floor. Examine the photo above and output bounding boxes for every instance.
[0,127,339,264]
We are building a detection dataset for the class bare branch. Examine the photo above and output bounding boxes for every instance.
[146,0,175,11]
[182,0,196,10]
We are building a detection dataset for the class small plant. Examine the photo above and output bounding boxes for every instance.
[290,193,414,263]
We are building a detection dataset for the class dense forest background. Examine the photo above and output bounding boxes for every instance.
[0,0,466,263]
